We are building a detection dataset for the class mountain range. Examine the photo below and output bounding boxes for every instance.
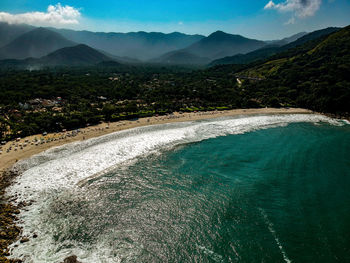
[0,44,116,67]
[51,28,205,61]
[151,31,267,65]
[209,27,340,66]
[179,31,266,59]
[0,22,343,67]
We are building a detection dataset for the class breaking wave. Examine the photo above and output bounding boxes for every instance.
[6,114,346,263]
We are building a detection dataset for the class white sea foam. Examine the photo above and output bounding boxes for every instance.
[6,114,343,262]
[342,119,350,125]
[259,208,292,263]
[7,114,341,203]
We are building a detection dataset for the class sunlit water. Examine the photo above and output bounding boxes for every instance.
[7,114,350,263]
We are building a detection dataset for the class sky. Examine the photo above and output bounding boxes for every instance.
[0,0,349,39]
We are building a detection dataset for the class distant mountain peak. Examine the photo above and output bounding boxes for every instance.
[31,27,49,32]
[42,44,113,66]
[22,27,69,39]
[0,22,34,47]
[209,26,341,66]
[206,31,258,42]
[210,30,226,35]
[208,31,232,38]
[72,43,91,49]
[184,31,266,60]
[152,30,267,65]
[0,27,75,59]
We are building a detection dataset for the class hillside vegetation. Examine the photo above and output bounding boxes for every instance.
[238,26,350,113]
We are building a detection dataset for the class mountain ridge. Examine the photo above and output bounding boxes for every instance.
[0,23,344,69]
[151,31,267,65]
[185,31,266,59]
[0,27,76,60]
[0,44,115,67]
[209,27,340,66]
[0,22,34,47]
[41,44,113,66]
[51,28,205,61]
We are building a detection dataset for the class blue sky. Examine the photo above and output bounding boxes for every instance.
[0,0,349,39]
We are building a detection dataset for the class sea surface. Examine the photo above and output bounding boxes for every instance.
[7,114,350,263]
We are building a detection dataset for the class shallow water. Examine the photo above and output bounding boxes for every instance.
[7,114,350,262]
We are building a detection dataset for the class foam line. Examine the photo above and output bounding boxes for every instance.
[7,114,342,203]
[259,208,292,263]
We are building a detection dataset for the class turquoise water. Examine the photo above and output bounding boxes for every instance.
[9,117,350,262]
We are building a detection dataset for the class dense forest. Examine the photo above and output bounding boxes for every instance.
[0,26,349,141]
[239,26,350,113]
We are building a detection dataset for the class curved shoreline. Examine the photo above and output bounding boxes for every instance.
[0,108,312,173]
[0,108,313,262]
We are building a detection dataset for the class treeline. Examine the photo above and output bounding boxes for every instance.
[1,26,349,140]
[0,65,259,140]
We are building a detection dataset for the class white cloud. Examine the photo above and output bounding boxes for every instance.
[264,0,322,19]
[0,3,81,26]
[265,1,276,9]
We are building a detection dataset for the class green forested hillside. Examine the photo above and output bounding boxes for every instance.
[209,27,340,66]
[238,26,350,113]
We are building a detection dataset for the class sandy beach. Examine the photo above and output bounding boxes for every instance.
[0,108,313,173]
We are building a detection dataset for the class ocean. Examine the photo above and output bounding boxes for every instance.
[7,114,350,263]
